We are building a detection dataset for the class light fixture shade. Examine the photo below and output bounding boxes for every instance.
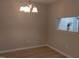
[20,5,32,13]
[32,7,38,13]
[20,6,25,12]
[23,6,30,12]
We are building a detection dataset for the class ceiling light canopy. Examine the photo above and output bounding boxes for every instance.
[19,0,38,13]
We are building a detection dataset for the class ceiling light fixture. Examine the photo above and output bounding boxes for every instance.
[32,6,38,13]
[19,0,38,13]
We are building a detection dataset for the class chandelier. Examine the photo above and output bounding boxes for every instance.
[19,0,38,13]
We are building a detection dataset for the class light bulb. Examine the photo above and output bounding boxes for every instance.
[32,7,38,13]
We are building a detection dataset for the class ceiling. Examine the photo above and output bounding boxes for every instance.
[31,0,57,4]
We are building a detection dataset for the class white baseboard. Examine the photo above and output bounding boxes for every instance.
[0,44,72,58]
[0,44,47,54]
[47,45,72,58]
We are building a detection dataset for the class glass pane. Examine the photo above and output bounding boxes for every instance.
[57,17,79,32]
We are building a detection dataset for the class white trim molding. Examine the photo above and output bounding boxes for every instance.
[0,44,47,54]
[0,44,72,58]
[47,44,72,58]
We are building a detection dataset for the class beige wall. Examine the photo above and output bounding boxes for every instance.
[1,0,79,57]
[0,0,48,51]
[48,0,79,57]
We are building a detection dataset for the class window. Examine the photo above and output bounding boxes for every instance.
[57,17,79,32]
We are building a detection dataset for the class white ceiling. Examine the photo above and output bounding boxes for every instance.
[31,0,57,4]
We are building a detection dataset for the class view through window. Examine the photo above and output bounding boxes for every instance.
[57,17,79,32]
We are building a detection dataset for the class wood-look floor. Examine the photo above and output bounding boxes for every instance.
[0,46,66,58]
